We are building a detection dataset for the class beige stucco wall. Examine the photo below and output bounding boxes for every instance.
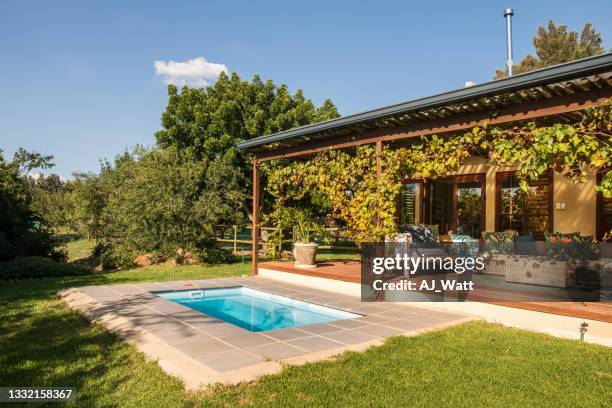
[553,172,597,236]
[445,157,597,235]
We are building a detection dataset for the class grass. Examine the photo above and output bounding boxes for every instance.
[0,241,610,407]
[64,238,97,263]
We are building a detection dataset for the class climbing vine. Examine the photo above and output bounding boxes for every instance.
[265,102,612,245]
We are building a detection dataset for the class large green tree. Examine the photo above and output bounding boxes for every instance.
[496,20,605,78]
[155,71,340,220]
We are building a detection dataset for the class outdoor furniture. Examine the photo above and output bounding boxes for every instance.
[504,254,575,288]
[398,224,440,244]
[449,232,480,258]
[481,231,585,288]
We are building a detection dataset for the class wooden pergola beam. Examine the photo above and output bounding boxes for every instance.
[251,159,260,275]
[254,87,611,162]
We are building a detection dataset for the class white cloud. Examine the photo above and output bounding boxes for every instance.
[154,57,228,87]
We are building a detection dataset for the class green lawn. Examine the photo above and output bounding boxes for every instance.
[0,251,610,406]
[64,238,97,263]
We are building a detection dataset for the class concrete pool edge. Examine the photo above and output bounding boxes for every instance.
[59,277,478,390]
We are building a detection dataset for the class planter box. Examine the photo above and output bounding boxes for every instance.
[505,255,574,288]
[575,258,612,289]
[484,254,511,276]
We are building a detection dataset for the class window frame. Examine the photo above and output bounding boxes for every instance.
[398,179,425,225]
[495,169,554,235]
[422,173,486,236]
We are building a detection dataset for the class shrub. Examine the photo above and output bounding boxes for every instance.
[0,256,92,280]
[193,246,237,264]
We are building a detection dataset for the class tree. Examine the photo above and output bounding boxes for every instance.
[72,72,340,267]
[94,147,239,267]
[30,174,75,232]
[155,71,340,220]
[0,148,62,262]
[496,20,605,78]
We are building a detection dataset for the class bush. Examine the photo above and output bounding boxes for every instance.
[193,246,237,264]
[0,257,92,280]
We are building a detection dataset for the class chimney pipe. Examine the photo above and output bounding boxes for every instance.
[504,8,514,76]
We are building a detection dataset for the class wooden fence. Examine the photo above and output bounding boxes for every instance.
[212,225,359,254]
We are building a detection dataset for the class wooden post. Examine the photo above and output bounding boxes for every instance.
[376,140,382,227]
[233,225,238,253]
[252,159,260,275]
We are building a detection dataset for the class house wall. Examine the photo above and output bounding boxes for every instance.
[445,157,597,236]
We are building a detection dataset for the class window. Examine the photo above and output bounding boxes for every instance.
[399,182,422,225]
[496,171,553,238]
[427,174,485,239]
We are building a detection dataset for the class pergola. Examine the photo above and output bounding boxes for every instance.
[238,53,612,275]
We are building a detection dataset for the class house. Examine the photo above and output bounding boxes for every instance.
[238,52,612,270]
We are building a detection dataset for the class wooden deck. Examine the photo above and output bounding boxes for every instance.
[258,260,612,323]
[259,260,362,283]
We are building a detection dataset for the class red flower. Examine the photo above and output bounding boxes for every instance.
[561,237,571,244]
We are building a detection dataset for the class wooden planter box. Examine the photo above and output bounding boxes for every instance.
[575,258,612,289]
[504,255,574,288]
[484,254,511,276]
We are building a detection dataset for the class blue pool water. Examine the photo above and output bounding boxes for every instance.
[155,286,360,332]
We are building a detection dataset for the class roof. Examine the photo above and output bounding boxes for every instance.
[237,52,612,153]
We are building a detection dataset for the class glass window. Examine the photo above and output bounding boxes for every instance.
[400,182,422,226]
[429,178,454,235]
[497,172,552,238]
[456,179,483,238]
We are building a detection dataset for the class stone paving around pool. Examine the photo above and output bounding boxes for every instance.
[59,277,477,389]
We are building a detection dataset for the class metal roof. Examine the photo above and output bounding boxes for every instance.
[237,52,612,152]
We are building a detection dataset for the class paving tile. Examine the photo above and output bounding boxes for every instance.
[155,326,210,345]
[246,342,305,360]
[379,319,431,331]
[374,309,421,318]
[83,289,124,303]
[355,315,395,324]
[349,305,388,314]
[172,310,210,323]
[327,318,373,329]
[195,350,262,373]
[133,282,174,292]
[351,324,404,339]
[264,327,312,341]
[320,330,378,345]
[147,301,192,315]
[192,322,247,337]
[139,318,189,333]
[296,323,344,335]
[220,333,277,348]
[108,285,145,296]
[173,338,234,358]
[287,336,344,352]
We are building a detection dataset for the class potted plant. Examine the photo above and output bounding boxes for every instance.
[288,208,329,269]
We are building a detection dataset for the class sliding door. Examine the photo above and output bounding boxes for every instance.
[427,174,485,238]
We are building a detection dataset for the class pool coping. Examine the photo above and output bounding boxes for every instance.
[59,276,477,390]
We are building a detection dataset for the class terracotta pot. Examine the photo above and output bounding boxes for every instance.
[293,243,318,269]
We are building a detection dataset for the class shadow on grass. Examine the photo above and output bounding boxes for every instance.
[0,298,139,406]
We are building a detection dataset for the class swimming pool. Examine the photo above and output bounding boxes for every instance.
[155,286,360,332]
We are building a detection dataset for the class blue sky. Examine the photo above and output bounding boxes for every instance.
[1,0,610,178]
